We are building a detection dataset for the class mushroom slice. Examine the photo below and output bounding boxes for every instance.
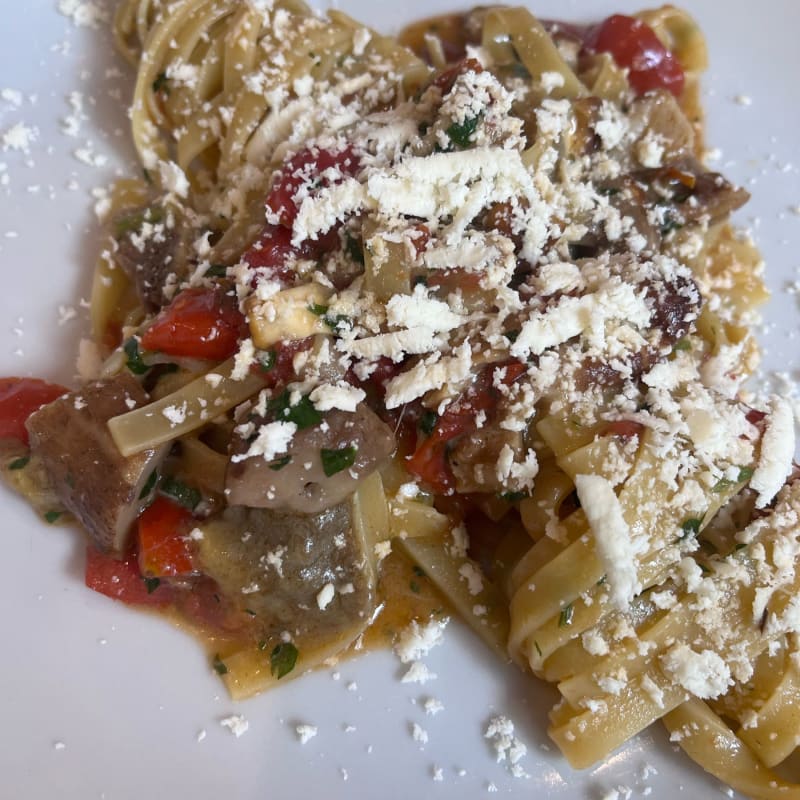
[26,374,168,555]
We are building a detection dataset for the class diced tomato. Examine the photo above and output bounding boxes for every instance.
[251,336,314,391]
[0,378,68,446]
[585,14,684,97]
[427,268,484,292]
[137,496,195,578]
[85,545,172,607]
[430,58,484,94]
[602,419,645,439]
[140,287,246,361]
[266,146,361,228]
[406,359,526,492]
[243,223,343,287]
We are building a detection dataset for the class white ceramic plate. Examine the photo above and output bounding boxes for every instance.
[1,2,798,798]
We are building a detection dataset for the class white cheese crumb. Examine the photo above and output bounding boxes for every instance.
[424,697,444,716]
[231,420,297,463]
[401,661,437,684]
[316,582,336,611]
[2,122,37,153]
[575,474,641,610]
[751,396,795,508]
[296,724,318,744]
[660,644,732,699]
[484,716,529,778]
[394,618,449,663]
[220,714,249,737]
[412,723,429,744]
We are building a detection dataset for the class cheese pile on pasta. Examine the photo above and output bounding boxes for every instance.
[3,2,798,798]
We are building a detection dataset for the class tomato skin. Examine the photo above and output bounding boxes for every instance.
[137,496,195,578]
[265,146,360,228]
[140,287,245,361]
[85,545,172,607]
[585,14,684,97]
[0,378,68,446]
[251,336,314,391]
[430,58,484,94]
[406,359,526,493]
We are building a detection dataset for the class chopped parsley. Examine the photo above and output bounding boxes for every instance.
[205,264,228,278]
[409,580,421,594]
[270,391,322,430]
[712,466,754,493]
[139,469,159,499]
[8,456,29,471]
[345,233,364,265]
[123,337,150,375]
[320,445,358,477]
[212,654,228,675]
[533,640,543,657]
[44,510,62,524]
[308,303,329,317]
[257,350,276,372]
[446,114,480,148]
[672,337,691,352]
[152,71,170,94]
[143,576,161,594]
[269,455,292,471]
[270,642,299,679]
[500,490,528,503]
[680,517,702,539]
[558,603,574,627]
[419,410,438,436]
[160,476,201,510]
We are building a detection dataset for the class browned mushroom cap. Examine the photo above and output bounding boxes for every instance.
[112,203,192,311]
[195,501,376,651]
[26,374,168,555]
[226,403,395,514]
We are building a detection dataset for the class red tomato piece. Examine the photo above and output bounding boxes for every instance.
[137,495,195,578]
[585,14,684,97]
[405,360,526,492]
[140,287,245,361]
[85,545,172,607]
[0,378,68,446]
[251,336,314,391]
[265,146,361,228]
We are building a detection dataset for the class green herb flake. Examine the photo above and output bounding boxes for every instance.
[680,517,702,539]
[8,456,29,471]
[257,640,268,651]
[270,392,322,430]
[123,337,150,375]
[44,510,62,524]
[345,233,364,265]
[558,603,574,627]
[142,168,152,185]
[308,303,330,317]
[409,580,421,594]
[143,576,161,594]
[534,640,543,657]
[212,654,228,675]
[412,565,426,578]
[258,350,276,372]
[269,455,292,471]
[672,337,691,352]
[320,445,358,477]
[738,466,754,483]
[446,115,480,149]
[419,410,438,436]
[505,329,520,343]
[270,642,299,679]
[160,476,201,510]
[500,490,527,503]
[205,264,228,278]
[139,469,159,499]
[244,609,257,617]
[152,71,170,95]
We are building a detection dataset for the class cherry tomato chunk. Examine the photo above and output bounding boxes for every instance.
[585,14,684,97]
[137,495,195,578]
[140,287,245,361]
[266,146,361,228]
[0,378,68,446]
[85,545,172,607]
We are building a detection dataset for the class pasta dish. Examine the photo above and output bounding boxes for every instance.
[2,2,797,797]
